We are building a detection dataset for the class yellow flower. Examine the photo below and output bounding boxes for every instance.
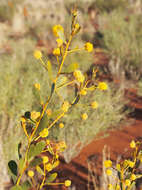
[98,82,108,91]
[56,38,63,47]
[53,48,60,56]
[31,111,40,120]
[131,174,136,181]
[108,184,113,190]
[91,101,98,109]
[45,163,52,172]
[56,141,67,152]
[28,170,34,177]
[80,89,87,96]
[33,50,42,59]
[82,113,88,121]
[104,160,112,168]
[59,123,64,128]
[39,128,49,138]
[125,179,131,187]
[34,83,40,91]
[46,139,50,145]
[64,180,71,187]
[42,156,49,164]
[73,70,85,83]
[116,184,120,190]
[52,25,64,37]
[116,164,121,171]
[130,140,136,148]
[127,160,135,168]
[106,169,112,176]
[46,109,52,116]
[84,42,93,52]
[62,101,70,112]
[20,116,26,123]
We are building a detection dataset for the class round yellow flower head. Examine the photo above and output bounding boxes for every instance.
[56,38,63,47]
[62,101,70,112]
[104,160,112,168]
[116,163,121,171]
[82,113,88,121]
[28,170,34,177]
[31,111,40,120]
[45,163,52,172]
[131,174,136,181]
[46,139,50,145]
[98,82,108,91]
[39,128,49,138]
[34,83,40,91]
[91,101,98,109]
[130,140,136,148]
[52,25,64,37]
[73,70,85,83]
[84,42,93,52]
[57,141,67,152]
[125,179,131,187]
[80,89,87,96]
[65,180,71,187]
[59,123,64,128]
[108,184,113,190]
[53,48,60,56]
[46,109,52,116]
[34,50,42,59]
[106,169,112,176]
[42,156,49,164]
[116,184,120,190]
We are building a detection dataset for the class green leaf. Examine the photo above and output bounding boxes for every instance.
[49,109,62,120]
[21,181,31,190]
[50,82,55,97]
[8,160,18,176]
[46,173,58,184]
[71,95,80,105]
[36,114,48,135]
[28,141,46,160]
[10,185,22,190]
[29,157,43,167]
[36,165,44,176]
[64,63,79,73]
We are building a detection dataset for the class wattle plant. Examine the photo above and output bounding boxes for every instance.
[8,9,108,190]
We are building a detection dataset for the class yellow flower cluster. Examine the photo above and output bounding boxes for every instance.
[106,169,112,176]
[104,160,112,168]
[91,101,98,109]
[125,179,131,187]
[39,128,49,138]
[45,163,52,172]
[81,113,88,121]
[98,82,108,91]
[56,38,63,47]
[84,42,93,52]
[52,25,64,37]
[34,83,40,91]
[64,180,71,187]
[53,48,60,56]
[33,50,42,59]
[62,101,70,112]
[73,70,85,83]
[80,89,87,96]
[46,109,52,116]
[130,140,136,148]
[31,111,40,120]
[59,122,64,128]
[28,170,34,177]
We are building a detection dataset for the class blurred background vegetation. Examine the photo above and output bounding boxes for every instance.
[0,0,142,188]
